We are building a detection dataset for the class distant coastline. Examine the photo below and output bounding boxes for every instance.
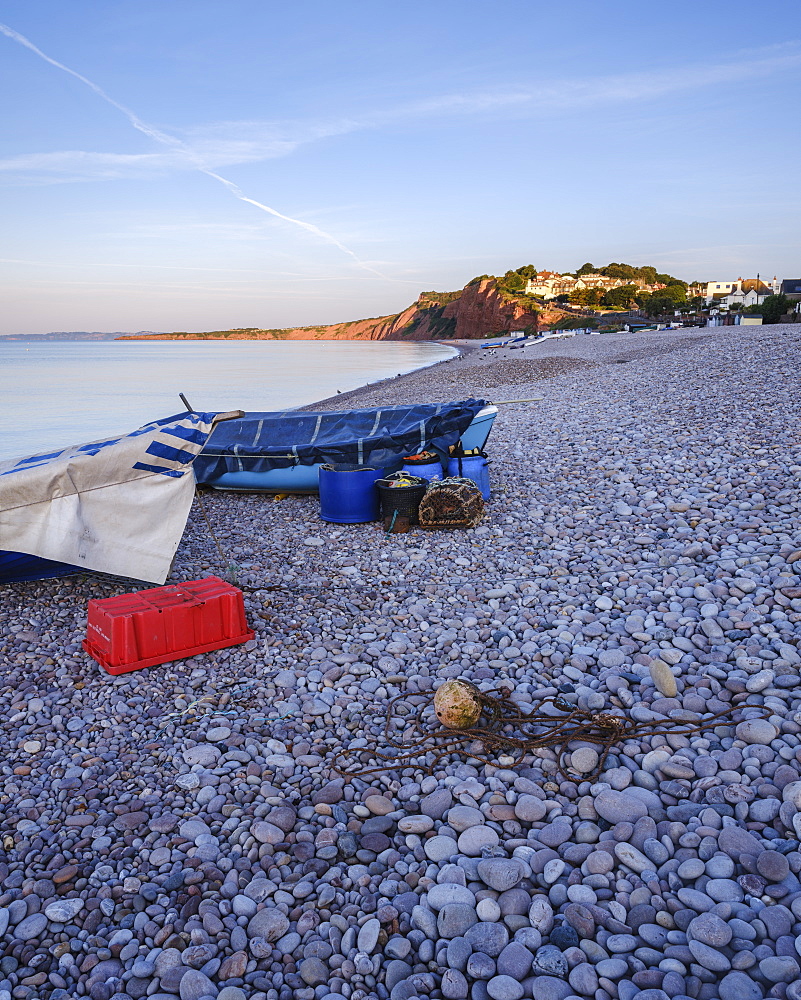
[0,331,165,341]
[2,260,735,343]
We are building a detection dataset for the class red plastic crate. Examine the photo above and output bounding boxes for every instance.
[82,576,254,674]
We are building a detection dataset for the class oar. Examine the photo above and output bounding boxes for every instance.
[179,392,243,424]
[492,396,545,405]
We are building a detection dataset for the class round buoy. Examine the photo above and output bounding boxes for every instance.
[433,679,482,729]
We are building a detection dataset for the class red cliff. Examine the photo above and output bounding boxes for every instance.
[119,279,572,342]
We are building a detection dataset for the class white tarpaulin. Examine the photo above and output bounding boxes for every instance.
[0,412,222,584]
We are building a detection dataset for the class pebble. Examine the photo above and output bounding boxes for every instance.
[357,917,381,953]
[688,912,732,947]
[688,938,732,972]
[428,883,475,909]
[13,913,47,940]
[179,970,218,1000]
[720,971,766,1000]
[594,789,648,824]
[514,795,547,822]
[756,850,790,882]
[477,858,524,891]
[2,327,800,1000]
[247,908,289,942]
[648,659,677,697]
[497,942,533,979]
[438,903,478,938]
[424,835,458,862]
[736,719,779,744]
[465,920,509,957]
[487,975,524,1000]
[614,842,654,874]
[43,898,84,922]
[458,825,499,855]
[570,747,599,773]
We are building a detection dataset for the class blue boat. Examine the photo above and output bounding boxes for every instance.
[194,400,497,493]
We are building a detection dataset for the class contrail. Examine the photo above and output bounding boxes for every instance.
[0,22,387,277]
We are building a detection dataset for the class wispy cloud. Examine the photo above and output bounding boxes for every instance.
[0,149,172,180]
[0,256,267,273]
[2,37,798,186]
[402,44,801,118]
[0,21,385,277]
[0,118,362,181]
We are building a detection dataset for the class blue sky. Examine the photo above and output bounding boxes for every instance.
[1,0,799,334]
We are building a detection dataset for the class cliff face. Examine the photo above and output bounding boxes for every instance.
[440,280,540,339]
[120,279,571,342]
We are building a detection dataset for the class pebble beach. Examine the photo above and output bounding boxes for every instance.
[2,324,801,1000]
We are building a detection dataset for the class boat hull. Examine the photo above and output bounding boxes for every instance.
[0,551,81,584]
[202,404,498,493]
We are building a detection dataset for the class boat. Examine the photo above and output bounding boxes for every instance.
[0,410,240,586]
[194,399,497,493]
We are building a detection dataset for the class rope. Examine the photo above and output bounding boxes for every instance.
[193,487,240,583]
[331,688,773,783]
[155,677,296,727]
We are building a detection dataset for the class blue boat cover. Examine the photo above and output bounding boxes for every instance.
[194,400,488,482]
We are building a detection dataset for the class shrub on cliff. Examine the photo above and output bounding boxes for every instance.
[497,265,539,297]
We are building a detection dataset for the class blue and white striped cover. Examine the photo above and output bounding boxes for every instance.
[0,412,220,584]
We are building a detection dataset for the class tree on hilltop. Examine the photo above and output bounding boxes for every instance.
[499,270,527,293]
[656,272,687,288]
[601,263,638,281]
[601,284,639,308]
[663,284,687,303]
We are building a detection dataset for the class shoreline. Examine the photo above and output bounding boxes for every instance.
[304,339,477,410]
[2,325,800,1000]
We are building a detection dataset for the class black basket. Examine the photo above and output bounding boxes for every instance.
[376,481,428,525]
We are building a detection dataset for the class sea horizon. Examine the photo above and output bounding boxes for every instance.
[0,339,457,462]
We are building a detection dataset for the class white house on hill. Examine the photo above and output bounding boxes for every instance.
[524,271,665,300]
[705,277,780,306]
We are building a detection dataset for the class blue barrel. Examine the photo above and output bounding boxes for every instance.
[447,454,490,499]
[401,458,442,482]
[318,466,382,523]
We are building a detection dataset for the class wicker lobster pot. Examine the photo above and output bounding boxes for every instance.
[418,479,484,529]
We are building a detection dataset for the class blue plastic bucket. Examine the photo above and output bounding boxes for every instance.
[447,454,490,499]
[318,465,382,523]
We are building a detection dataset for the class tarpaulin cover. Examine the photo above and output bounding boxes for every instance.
[0,412,220,585]
[193,399,488,482]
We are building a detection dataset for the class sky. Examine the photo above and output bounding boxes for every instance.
[1,0,799,335]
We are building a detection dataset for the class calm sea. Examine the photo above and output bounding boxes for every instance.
[0,340,456,462]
